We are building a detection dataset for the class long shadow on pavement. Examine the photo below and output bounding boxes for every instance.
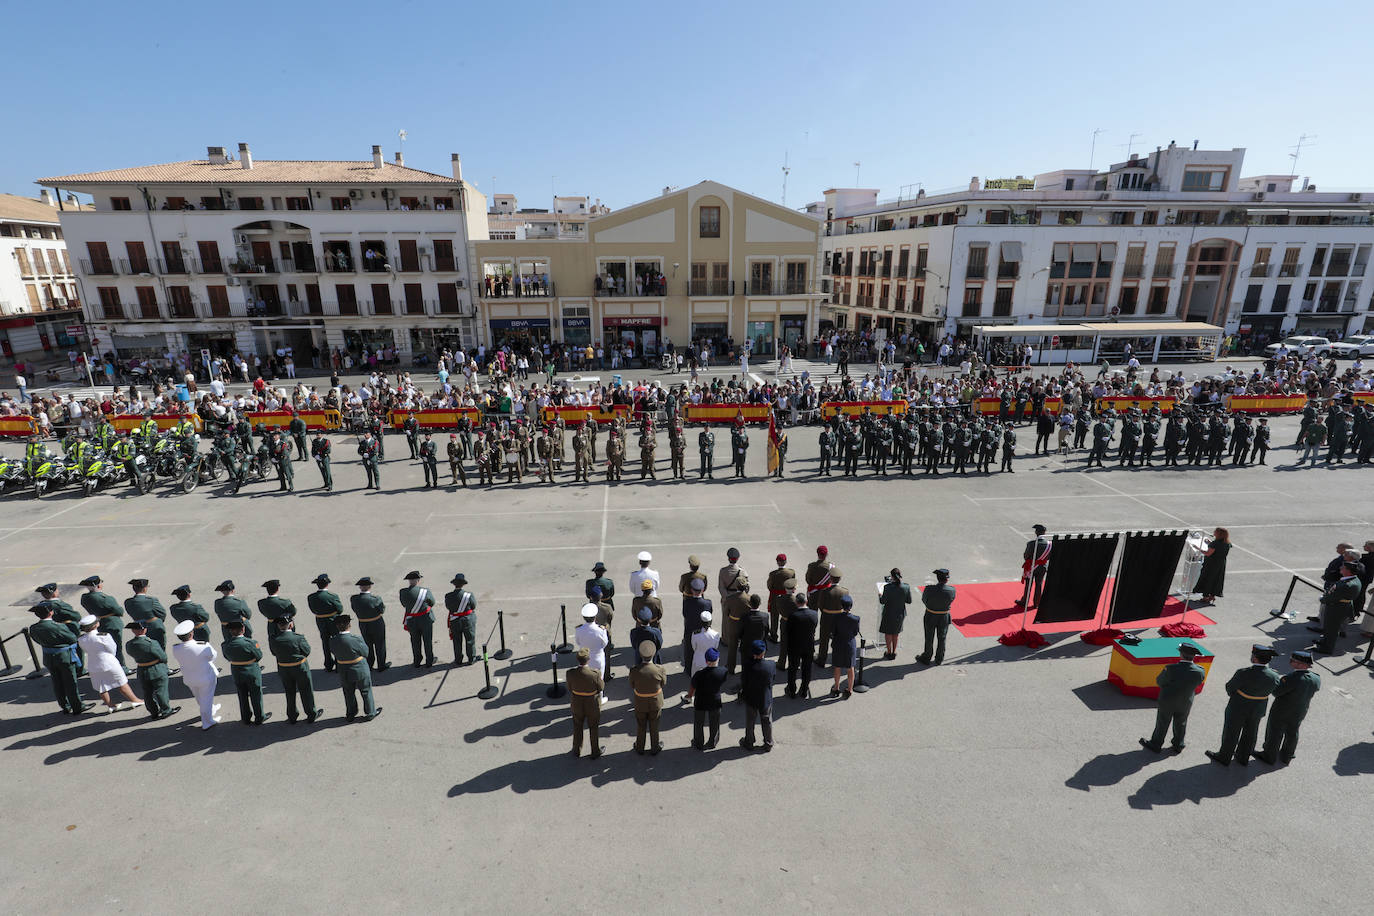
[1066,749,1166,791]
[1127,761,1265,809]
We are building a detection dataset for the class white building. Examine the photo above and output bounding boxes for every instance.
[36,143,486,366]
[487,194,610,241]
[0,192,86,361]
[816,141,1374,355]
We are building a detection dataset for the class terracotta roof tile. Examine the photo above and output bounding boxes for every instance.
[36,160,456,186]
[0,193,87,223]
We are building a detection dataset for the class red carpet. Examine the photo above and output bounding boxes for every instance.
[951,579,1215,638]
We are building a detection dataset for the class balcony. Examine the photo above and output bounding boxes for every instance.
[168,302,197,320]
[880,263,894,278]
[160,256,189,275]
[966,265,987,280]
[856,294,874,308]
[82,258,119,276]
[1249,263,1273,278]
[689,279,735,296]
[1153,265,1175,279]
[229,257,276,275]
[1123,265,1144,279]
[997,263,1020,280]
[596,280,668,297]
[483,280,556,299]
[120,257,152,276]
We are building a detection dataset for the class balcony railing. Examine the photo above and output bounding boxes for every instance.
[966,265,987,280]
[1249,263,1273,278]
[880,263,894,278]
[229,258,277,274]
[323,253,356,273]
[689,279,735,296]
[596,280,669,296]
[1153,264,1176,279]
[168,302,197,319]
[483,280,556,298]
[997,264,1020,280]
[855,294,874,308]
[1123,265,1144,279]
[82,258,119,276]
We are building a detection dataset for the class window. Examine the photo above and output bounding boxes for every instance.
[912,283,925,314]
[14,247,32,275]
[1272,284,1291,312]
[1141,210,1159,225]
[1280,248,1302,277]
[135,285,159,319]
[161,240,186,273]
[1181,169,1226,191]
[1294,212,1331,226]
[1111,211,1135,226]
[1175,209,1218,226]
[1242,285,1263,312]
[1069,243,1096,279]
[966,244,988,279]
[399,197,421,210]
[1147,284,1170,315]
[97,287,122,318]
[432,239,455,271]
[31,249,47,275]
[207,285,230,317]
[1058,210,1082,225]
[196,241,221,273]
[1064,178,1075,191]
[1252,247,1272,277]
[200,195,225,210]
[164,197,187,210]
[398,240,420,272]
[110,197,131,210]
[404,283,425,315]
[331,197,351,211]
[1117,172,1144,190]
[238,197,264,210]
[961,286,983,317]
[86,241,113,274]
[1123,244,1145,278]
[168,285,194,319]
[1328,247,1352,277]
[915,245,928,277]
[1310,247,1327,276]
[125,241,149,274]
[897,246,910,275]
[1154,244,1176,278]
[895,279,907,311]
[1118,285,1139,315]
[437,283,461,314]
[985,209,1009,225]
[699,205,720,238]
[993,286,1013,316]
[47,249,62,275]
[784,261,807,294]
[286,196,312,211]
[336,284,358,315]
[433,196,454,211]
[879,281,891,308]
[750,261,773,294]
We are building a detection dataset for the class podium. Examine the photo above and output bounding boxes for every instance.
[1107,637,1213,698]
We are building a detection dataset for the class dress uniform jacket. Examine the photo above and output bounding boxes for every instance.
[170,600,212,643]
[214,595,253,638]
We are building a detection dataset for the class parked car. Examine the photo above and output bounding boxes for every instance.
[1264,335,1331,358]
[1328,334,1374,358]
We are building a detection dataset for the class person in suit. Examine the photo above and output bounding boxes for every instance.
[1255,650,1321,765]
[736,594,769,676]
[1206,645,1282,766]
[565,647,604,758]
[829,595,861,697]
[785,593,818,699]
[917,569,956,665]
[1139,643,1206,753]
[739,639,775,751]
[1311,560,1363,655]
[691,647,728,750]
[1014,525,1050,609]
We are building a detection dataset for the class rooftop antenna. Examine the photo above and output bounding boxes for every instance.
[1120,132,1142,158]
[1088,127,1106,170]
[1289,134,1315,182]
[853,161,861,186]
[781,151,791,206]
[398,129,407,160]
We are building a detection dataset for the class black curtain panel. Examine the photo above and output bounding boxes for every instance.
[1034,534,1120,624]
[1109,531,1187,624]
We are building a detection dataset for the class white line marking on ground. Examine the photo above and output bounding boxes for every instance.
[428,503,775,518]
[598,487,609,559]
[0,522,203,532]
[0,501,84,543]
[748,372,764,385]
[400,537,800,557]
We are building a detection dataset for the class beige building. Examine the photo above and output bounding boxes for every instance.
[0,192,87,361]
[474,180,825,359]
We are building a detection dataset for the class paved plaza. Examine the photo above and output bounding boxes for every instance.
[2,362,1373,913]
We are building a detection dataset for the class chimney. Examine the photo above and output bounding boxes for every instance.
[207,146,228,164]
[394,151,404,166]
[238,142,253,169]
[1192,139,1199,150]
[969,176,981,192]
[372,145,384,169]
[450,153,463,181]
[39,189,53,207]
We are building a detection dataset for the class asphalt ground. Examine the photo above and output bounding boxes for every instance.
[2,359,1373,914]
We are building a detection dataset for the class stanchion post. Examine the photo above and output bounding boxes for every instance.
[22,627,44,679]
[546,643,567,698]
[476,643,498,700]
[852,636,871,693]
[494,610,512,660]
[0,632,14,673]
[556,604,573,654]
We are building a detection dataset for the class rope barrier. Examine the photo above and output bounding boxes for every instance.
[555,604,573,654]
[853,636,871,693]
[493,610,512,660]
[545,643,566,699]
[476,643,498,700]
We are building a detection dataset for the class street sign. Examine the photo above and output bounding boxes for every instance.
[200,348,211,366]
[66,324,86,336]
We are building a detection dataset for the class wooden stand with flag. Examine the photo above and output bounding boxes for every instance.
[767,413,781,475]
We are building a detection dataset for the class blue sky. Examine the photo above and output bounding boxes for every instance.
[7,0,1372,209]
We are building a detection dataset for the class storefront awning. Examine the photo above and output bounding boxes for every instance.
[972,323,1091,337]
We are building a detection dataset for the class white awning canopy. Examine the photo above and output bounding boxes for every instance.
[999,241,1023,261]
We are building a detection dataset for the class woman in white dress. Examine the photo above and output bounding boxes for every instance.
[77,616,139,712]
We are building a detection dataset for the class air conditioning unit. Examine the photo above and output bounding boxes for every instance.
[1098,192,1110,200]
[349,189,362,199]
[932,305,944,317]
[456,280,465,288]
[222,189,235,199]
[227,276,239,286]
[238,234,248,244]
[1350,193,1364,202]
[418,246,430,256]
[954,205,968,216]
[1253,191,1265,201]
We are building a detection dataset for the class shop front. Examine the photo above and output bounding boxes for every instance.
[186,331,238,359]
[780,315,807,353]
[1292,313,1353,341]
[489,317,551,351]
[603,315,661,366]
[343,328,397,364]
[1233,316,1284,354]
[409,327,467,360]
[746,320,775,356]
[562,317,591,350]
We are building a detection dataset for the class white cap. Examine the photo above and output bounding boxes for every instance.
[173,620,195,636]
[699,610,713,623]
[580,603,599,619]
[78,614,98,627]
[637,551,652,562]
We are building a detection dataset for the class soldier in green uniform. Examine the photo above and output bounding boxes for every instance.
[572,425,590,482]
[917,568,956,665]
[1312,560,1362,654]
[221,621,271,725]
[270,429,294,492]
[258,579,297,641]
[350,576,389,671]
[628,639,667,755]
[419,433,439,488]
[269,616,323,723]
[329,614,381,721]
[213,579,253,640]
[311,433,333,491]
[399,570,437,667]
[288,409,308,461]
[669,422,686,479]
[79,574,130,674]
[28,602,93,715]
[403,412,420,459]
[124,577,168,649]
[698,425,715,479]
[445,573,478,666]
[1254,649,1321,765]
[1138,642,1206,753]
[1206,644,1282,766]
[358,430,381,489]
[566,647,605,758]
[306,573,342,672]
[36,583,84,674]
[447,433,467,487]
[125,618,178,719]
[605,428,624,481]
[169,584,212,645]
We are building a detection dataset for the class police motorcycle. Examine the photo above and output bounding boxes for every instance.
[67,436,124,497]
[0,449,29,494]
[25,439,71,499]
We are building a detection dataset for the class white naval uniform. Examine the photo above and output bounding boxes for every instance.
[574,622,609,679]
[172,639,221,728]
[628,567,660,599]
[689,627,721,677]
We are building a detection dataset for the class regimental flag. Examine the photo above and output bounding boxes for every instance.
[767,413,781,474]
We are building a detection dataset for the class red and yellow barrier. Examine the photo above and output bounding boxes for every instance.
[685,404,772,425]
[245,409,342,431]
[974,397,1064,416]
[1225,394,1307,415]
[540,404,632,426]
[1096,396,1176,414]
[0,415,38,438]
[1353,392,1374,407]
[110,413,202,434]
[821,400,909,419]
[387,408,482,430]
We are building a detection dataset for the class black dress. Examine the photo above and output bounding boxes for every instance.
[1194,541,1229,598]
